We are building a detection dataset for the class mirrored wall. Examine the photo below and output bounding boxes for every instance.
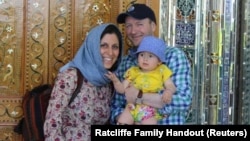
[159,0,250,124]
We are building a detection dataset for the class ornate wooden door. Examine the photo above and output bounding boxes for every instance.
[0,0,158,140]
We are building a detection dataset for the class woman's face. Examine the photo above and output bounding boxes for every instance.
[100,33,120,69]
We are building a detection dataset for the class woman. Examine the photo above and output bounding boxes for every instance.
[44,23,123,141]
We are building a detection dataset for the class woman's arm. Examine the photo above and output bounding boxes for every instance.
[44,69,78,139]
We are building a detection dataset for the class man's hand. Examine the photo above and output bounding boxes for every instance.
[125,85,166,109]
[162,90,173,104]
[124,84,138,103]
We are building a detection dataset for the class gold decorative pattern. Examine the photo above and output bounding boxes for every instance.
[0,126,23,141]
[49,0,73,82]
[0,0,22,95]
[0,98,23,123]
[212,10,220,22]
[0,0,24,130]
[80,0,111,43]
[210,52,219,64]
[25,0,49,90]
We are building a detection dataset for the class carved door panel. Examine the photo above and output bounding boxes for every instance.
[0,0,158,140]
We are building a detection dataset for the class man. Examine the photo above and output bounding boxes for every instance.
[111,3,192,125]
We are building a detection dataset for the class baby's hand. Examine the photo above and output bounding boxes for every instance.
[105,71,119,83]
[162,90,173,104]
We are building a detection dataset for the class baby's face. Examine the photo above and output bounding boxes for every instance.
[137,51,161,72]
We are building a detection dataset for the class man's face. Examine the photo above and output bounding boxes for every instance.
[124,16,156,47]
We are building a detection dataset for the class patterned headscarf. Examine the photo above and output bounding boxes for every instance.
[60,23,123,86]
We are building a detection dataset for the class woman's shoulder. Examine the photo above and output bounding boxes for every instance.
[58,67,78,78]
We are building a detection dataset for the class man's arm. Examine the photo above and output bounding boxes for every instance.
[162,78,176,103]
[110,91,127,124]
[124,85,164,108]
[158,47,192,116]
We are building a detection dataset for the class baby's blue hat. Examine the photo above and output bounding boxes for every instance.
[136,36,166,62]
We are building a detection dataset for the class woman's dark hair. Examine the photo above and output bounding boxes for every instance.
[100,24,123,71]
